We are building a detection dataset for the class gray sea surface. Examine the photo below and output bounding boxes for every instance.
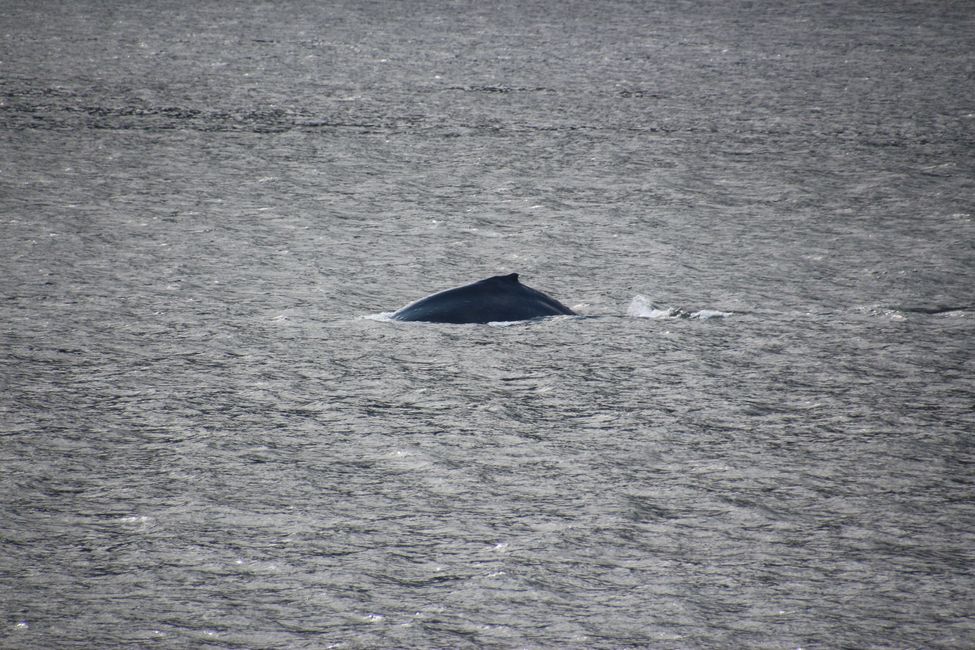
[2,1,974,648]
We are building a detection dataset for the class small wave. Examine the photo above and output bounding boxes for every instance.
[627,295,732,320]
[895,305,970,316]
[861,304,970,321]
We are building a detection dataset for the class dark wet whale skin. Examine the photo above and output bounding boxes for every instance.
[391,273,576,324]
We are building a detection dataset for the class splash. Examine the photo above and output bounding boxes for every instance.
[627,295,732,320]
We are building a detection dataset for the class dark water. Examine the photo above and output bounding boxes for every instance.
[2,1,974,648]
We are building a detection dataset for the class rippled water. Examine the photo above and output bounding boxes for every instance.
[2,1,974,648]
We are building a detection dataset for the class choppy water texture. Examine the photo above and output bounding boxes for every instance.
[2,1,974,648]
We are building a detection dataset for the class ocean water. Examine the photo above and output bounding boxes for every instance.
[1,1,973,648]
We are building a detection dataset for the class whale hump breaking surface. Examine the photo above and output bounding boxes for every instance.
[391,273,576,324]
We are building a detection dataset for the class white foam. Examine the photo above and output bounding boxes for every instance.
[363,312,395,321]
[627,295,683,319]
[690,309,733,320]
[627,295,731,320]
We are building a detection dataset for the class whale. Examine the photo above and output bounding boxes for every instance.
[391,273,576,324]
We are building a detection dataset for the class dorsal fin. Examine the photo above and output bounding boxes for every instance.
[497,273,519,283]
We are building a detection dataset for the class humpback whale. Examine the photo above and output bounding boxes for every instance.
[391,273,576,324]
